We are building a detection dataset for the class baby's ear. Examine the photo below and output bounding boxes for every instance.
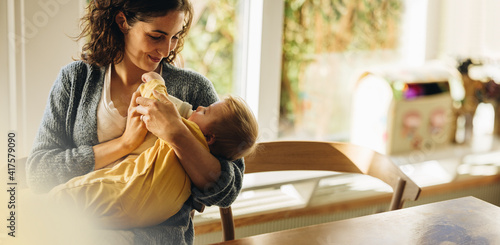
[205,133,216,146]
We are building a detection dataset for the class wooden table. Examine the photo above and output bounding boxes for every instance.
[211,196,500,245]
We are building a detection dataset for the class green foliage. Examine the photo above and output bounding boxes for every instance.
[183,0,237,96]
[182,0,403,124]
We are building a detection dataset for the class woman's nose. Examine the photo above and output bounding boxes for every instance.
[157,46,169,57]
[157,39,176,58]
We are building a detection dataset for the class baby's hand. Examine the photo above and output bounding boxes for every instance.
[138,72,168,100]
[142,72,164,84]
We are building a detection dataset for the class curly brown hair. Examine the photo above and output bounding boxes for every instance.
[76,0,193,67]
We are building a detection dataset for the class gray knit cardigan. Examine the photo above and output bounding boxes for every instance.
[26,61,244,244]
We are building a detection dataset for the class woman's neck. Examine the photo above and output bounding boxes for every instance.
[112,61,144,87]
[112,56,162,88]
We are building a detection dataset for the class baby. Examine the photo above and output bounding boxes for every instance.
[49,72,259,229]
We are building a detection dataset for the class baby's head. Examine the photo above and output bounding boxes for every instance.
[190,96,259,161]
[141,71,259,160]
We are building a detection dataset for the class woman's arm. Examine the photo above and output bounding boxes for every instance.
[27,63,96,193]
[160,63,244,206]
[27,62,148,192]
[169,123,222,189]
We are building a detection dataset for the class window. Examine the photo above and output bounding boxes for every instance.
[279,0,404,141]
[184,0,500,145]
[185,0,283,142]
[183,0,239,96]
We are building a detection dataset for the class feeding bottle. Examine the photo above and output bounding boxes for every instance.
[166,95,193,119]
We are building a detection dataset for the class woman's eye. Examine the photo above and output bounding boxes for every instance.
[149,35,163,40]
[171,36,179,44]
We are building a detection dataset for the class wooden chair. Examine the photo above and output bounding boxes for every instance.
[216,141,421,241]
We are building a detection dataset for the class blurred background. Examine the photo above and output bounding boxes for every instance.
[3,0,500,158]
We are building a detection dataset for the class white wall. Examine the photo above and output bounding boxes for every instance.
[1,0,10,158]
[399,0,429,65]
[439,0,500,58]
[5,0,83,157]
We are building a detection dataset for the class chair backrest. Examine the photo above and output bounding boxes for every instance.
[218,141,421,241]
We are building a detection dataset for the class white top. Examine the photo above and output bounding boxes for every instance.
[96,65,158,165]
[97,65,127,143]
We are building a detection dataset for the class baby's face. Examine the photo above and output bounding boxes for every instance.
[142,72,164,83]
[188,101,227,135]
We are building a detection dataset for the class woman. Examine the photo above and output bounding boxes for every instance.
[26,0,243,244]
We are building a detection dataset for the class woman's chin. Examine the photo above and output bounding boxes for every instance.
[140,63,160,73]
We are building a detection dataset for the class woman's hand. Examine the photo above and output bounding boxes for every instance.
[119,91,149,151]
[136,90,184,142]
[93,91,148,170]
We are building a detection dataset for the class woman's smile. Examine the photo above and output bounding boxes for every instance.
[120,10,185,73]
[148,55,162,63]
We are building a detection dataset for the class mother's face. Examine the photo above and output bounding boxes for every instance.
[118,11,185,72]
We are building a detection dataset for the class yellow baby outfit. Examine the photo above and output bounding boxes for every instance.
[49,79,206,229]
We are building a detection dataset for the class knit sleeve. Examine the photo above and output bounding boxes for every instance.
[162,64,245,207]
[179,70,244,207]
[26,63,95,193]
[191,158,245,207]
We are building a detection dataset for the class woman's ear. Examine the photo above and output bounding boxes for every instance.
[115,12,129,33]
[204,133,216,146]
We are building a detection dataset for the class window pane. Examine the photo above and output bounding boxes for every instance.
[183,0,238,96]
[279,0,403,141]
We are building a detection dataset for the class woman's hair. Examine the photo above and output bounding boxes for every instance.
[76,0,193,66]
[209,96,259,161]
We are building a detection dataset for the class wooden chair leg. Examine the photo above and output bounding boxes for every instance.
[220,207,235,241]
[389,178,406,210]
